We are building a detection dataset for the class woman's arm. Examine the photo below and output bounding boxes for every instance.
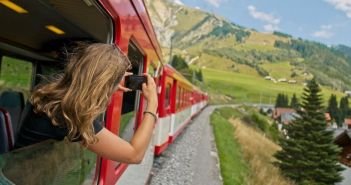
[87,73,158,164]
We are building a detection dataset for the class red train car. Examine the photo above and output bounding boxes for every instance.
[0,0,207,185]
[155,65,207,155]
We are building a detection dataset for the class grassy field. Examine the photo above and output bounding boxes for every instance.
[0,56,32,91]
[211,107,294,185]
[198,67,344,104]
[230,118,295,185]
[244,31,288,46]
[261,61,293,79]
[211,108,249,185]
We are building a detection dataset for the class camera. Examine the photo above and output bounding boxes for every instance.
[125,75,147,91]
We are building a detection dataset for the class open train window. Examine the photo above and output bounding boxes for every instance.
[0,56,32,146]
[119,42,144,141]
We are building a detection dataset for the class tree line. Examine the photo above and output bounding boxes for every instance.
[327,94,351,127]
[275,92,351,127]
[275,93,299,110]
[171,55,203,82]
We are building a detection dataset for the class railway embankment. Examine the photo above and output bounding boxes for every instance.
[210,106,294,185]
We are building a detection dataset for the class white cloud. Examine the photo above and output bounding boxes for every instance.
[313,24,334,39]
[247,5,280,32]
[325,0,351,18]
[264,24,279,32]
[195,6,201,10]
[204,0,222,7]
[173,0,184,5]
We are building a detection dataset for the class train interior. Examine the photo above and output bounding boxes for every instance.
[0,0,112,153]
[0,0,121,184]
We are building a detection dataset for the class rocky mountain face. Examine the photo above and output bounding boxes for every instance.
[145,0,351,90]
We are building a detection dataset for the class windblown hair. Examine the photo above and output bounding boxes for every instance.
[30,43,130,146]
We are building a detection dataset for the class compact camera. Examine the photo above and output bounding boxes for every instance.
[125,75,147,91]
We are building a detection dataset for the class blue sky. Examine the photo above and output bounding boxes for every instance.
[172,0,351,47]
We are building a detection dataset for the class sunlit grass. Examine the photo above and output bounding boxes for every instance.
[211,107,295,185]
[201,67,344,104]
[211,109,249,185]
[230,118,295,185]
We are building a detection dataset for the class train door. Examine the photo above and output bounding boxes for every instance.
[119,42,144,142]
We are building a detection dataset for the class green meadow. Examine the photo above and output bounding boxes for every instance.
[199,67,344,104]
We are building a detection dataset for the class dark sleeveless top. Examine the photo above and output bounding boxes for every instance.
[15,103,103,148]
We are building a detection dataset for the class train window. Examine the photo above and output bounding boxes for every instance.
[165,84,171,108]
[178,87,182,110]
[0,56,33,99]
[176,86,180,110]
[180,88,185,108]
[119,42,144,141]
[0,58,99,184]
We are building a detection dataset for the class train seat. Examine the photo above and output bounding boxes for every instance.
[0,109,14,154]
[0,111,9,154]
[0,91,25,142]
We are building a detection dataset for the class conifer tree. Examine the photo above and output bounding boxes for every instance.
[327,94,342,127]
[275,93,289,108]
[340,96,350,121]
[275,93,282,108]
[196,69,203,82]
[290,93,299,110]
[283,94,289,107]
[274,79,343,185]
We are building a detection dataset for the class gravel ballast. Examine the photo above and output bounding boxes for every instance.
[149,106,222,185]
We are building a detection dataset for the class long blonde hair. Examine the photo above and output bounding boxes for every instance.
[31,43,130,145]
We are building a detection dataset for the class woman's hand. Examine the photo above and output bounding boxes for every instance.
[142,73,158,113]
[117,72,133,92]
[88,73,158,164]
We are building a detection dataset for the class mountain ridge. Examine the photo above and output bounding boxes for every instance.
[145,0,351,91]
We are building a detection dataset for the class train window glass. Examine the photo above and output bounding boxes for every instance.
[176,85,180,110]
[120,42,144,141]
[181,89,185,108]
[165,84,171,108]
[0,56,33,99]
[178,87,182,109]
[183,89,185,107]
[1,139,99,185]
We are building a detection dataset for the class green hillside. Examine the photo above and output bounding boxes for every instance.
[196,67,343,104]
[146,0,350,104]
